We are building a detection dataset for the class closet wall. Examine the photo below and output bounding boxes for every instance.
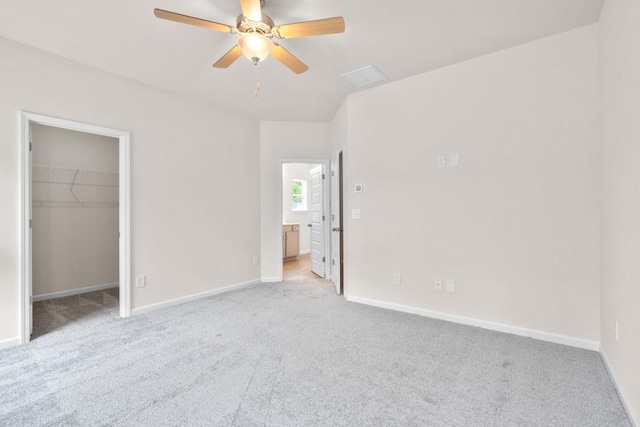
[32,124,119,298]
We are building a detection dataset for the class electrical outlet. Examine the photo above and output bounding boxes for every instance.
[615,321,619,341]
[445,279,455,293]
[136,275,146,288]
[393,273,402,285]
[252,256,259,266]
[434,277,443,291]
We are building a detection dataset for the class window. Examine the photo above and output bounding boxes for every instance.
[292,179,308,211]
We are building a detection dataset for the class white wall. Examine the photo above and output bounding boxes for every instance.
[282,163,317,254]
[32,124,119,296]
[343,25,600,342]
[599,1,640,422]
[330,99,349,155]
[260,122,332,281]
[0,36,260,344]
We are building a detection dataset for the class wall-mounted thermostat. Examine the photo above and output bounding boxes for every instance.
[355,183,365,193]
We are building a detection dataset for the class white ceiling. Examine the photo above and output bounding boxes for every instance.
[0,0,603,122]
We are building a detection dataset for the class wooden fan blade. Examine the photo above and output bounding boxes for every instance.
[154,9,236,34]
[272,17,345,39]
[271,44,309,74]
[213,45,244,68]
[240,0,262,22]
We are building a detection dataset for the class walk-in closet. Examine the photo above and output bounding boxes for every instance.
[31,124,119,337]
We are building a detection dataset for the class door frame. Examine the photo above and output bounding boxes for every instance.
[19,111,131,344]
[277,159,330,281]
[330,150,344,295]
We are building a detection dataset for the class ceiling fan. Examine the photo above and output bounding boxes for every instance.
[154,0,345,74]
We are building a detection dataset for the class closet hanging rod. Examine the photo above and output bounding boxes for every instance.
[32,180,118,188]
[33,164,119,177]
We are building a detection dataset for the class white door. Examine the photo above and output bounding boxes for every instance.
[310,165,325,277]
[330,152,342,294]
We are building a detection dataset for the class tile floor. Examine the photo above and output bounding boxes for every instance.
[283,253,319,280]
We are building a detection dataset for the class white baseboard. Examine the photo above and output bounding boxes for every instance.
[345,294,600,351]
[261,277,282,283]
[601,350,637,426]
[0,337,20,350]
[299,250,311,255]
[33,282,119,302]
[131,279,261,316]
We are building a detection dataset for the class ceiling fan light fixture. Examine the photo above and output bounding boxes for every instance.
[237,32,274,64]
[154,3,345,74]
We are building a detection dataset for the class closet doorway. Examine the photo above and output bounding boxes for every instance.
[20,113,131,344]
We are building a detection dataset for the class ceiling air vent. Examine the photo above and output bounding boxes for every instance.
[341,65,387,87]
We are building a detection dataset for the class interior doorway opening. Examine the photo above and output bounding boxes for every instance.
[31,124,120,337]
[279,160,330,282]
[20,112,130,344]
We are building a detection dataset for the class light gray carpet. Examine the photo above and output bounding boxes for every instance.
[0,279,631,426]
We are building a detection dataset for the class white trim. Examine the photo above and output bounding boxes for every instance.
[0,337,21,350]
[299,250,311,255]
[601,350,637,426]
[131,279,261,316]
[33,282,119,302]
[19,112,31,345]
[261,277,282,283]
[346,294,601,351]
[118,129,131,318]
[19,112,132,345]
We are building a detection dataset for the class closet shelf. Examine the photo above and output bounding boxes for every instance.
[33,165,119,206]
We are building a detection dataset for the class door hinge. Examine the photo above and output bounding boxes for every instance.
[322,173,325,179]
[30,296,33,304]
[29,219,32,229]
[322,215,325,221]
[29,141,32,152]
[323,257,326,263]
[332,259,335,265]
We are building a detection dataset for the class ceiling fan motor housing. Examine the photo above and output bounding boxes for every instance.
[236,14,274,35]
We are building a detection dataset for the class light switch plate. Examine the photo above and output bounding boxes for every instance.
[434,277,443,291]
[445,279,455,293]
[352,208,361,219]
[450,153,460,167]
[136,275,146,288]
[437,155,446,168]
